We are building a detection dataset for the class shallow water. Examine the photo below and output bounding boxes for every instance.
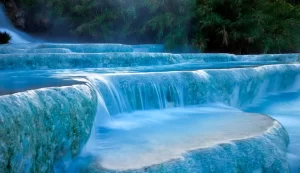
[84,105,275,170]
[0,43,299,172]
[1,2,300,171]
[245,91,300,172]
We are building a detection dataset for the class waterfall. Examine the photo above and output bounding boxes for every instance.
[0,4,35,43]
[61,63,298,172]
[1,42,299,172]
[80,64,300,117]
[1,0,299,171]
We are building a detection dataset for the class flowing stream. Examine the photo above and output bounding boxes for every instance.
[1,4,300,173]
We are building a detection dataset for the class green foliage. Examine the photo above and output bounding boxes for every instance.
[141,0,195,49]
[0,32,11,44]
[16,0,300,54]
[193,0,300,54]
[259,0,300,53]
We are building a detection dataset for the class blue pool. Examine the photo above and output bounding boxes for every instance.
[0,43,300,172]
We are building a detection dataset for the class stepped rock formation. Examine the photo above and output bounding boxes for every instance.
[1,5,300,173]
[1,43,300,172]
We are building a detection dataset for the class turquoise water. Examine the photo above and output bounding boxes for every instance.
[245,91,300,172]
[0,42,300,172]
[2,4,300,172]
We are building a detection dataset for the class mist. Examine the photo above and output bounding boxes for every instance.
[0,4,31,43]
[2,0,194,45]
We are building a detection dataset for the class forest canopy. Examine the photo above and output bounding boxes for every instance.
[11,0,300,54]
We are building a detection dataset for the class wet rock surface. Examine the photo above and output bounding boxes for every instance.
[1,0,25,29]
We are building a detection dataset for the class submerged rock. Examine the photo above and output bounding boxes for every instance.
[77,112,290,173]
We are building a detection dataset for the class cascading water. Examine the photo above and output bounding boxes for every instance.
[1,8,300,172]
[0,4,36,43]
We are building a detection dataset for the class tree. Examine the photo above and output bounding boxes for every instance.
[13,0,300,53]
[0,32,11,44]
[192,0,300,54]
[141,0,195,49]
